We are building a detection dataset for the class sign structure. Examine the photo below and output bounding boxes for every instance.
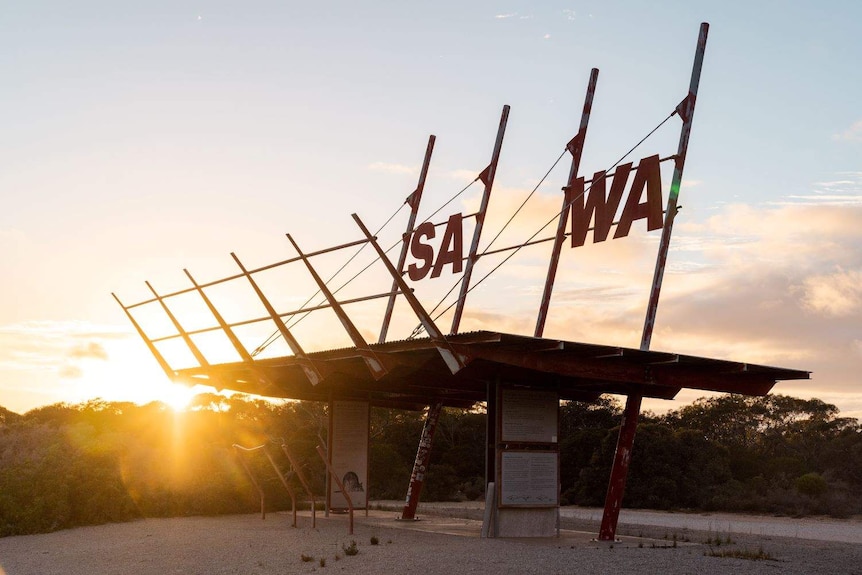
[329,401,369,510]
[112,23,810,542]
[500,389,558,444]
[499,451,559,507]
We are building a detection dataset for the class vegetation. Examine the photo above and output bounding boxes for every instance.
[1,392,861,537]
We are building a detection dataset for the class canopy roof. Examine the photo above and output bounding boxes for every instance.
[174,330,809,410]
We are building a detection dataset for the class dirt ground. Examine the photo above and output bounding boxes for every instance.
[2,504,862,574]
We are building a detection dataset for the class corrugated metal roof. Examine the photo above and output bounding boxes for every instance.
[174,330,809,410]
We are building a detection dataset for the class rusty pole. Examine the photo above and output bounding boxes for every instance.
[641,22,709,351]
[598,23,709,542]
[379,135,436,343]
[535,68,599,337]
[450,105,510,334]
[400,401,444,520]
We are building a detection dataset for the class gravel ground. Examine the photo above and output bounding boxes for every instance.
[2,505,862,574]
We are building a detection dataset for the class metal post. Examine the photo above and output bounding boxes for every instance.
[641,22,709,351]
[379,135,436,343]
[111,293,175,380]
[400,401,443,520]
[599,23,709,543]
[280,442,317,528]
[598,392,642,540]
[535,68,599,337]
[450,105,510,334]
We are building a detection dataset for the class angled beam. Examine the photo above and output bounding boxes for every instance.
[286,234,389,380]
[184,268,276,389]
[112,292,176,380]
[451,105,510,334]
[352,213,467,374]
[379,134,436,343]
[185,269,254,363]
[536,68,599,337]
[145,281,210,369]
[231,252,324,386]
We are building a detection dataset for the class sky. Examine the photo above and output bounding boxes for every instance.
[1,1,860,418]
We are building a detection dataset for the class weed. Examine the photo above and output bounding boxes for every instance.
[387,539,392,544]
[638,542,644,548]
[705,546,773,561]
[319,557,326,567]
[301,554,314,563]
[334,553,341,561]
[344,540,359,556]
[370,536,379,545]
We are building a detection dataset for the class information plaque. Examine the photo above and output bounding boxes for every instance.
[499,451,558,507]
[330,400,369,509]
[500,389,558,443]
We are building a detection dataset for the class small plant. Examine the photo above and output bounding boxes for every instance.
[343,540,359,556]
[370,536,379,545]
[334,553,342,561]
[319,557,326,567]
[387,539,392,544]
[638,542,644,548]
[705,546,774,561]
[301,554,314,563]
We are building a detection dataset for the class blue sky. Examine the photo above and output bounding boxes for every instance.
[1,1,860,415]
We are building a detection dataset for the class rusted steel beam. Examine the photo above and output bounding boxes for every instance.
[598,392,642,540]
[231,252,324,386]
[641,22,709,351]
[112,292,176,380]
[352,213,467,374]
[536,68,599,337]
[401,401,444,520]
[286,234,389,380]
[451,105,510,334]
[145,281,210,369]
[380,135,436,343]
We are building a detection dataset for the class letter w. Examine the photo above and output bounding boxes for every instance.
[569,163,633,247]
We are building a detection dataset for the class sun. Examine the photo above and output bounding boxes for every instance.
[159,383,199,412]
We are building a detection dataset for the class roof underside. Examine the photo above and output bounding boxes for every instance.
[175,331,810,410]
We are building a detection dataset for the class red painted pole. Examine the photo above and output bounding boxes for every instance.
[535,68,599,337]
[641,22,709,351]
[379,135,435,343]
[599,23,709,542]
[400,401,444,520]
[450,105,510,334]
[598,392,641,540]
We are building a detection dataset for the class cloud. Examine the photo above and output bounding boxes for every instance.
[68,341,109,361]
[543,34,551,40]
[367,162,416,175]
[799,268,862,316]
[495,13,517,19]
[563,9,576,21]
[833,120,862,142]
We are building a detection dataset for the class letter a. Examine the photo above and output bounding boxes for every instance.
[614,154,663,239]
[431,213,464,278]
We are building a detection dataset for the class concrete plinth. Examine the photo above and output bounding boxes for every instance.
[496,508,557,538]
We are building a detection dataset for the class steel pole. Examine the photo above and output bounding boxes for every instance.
[599,23,709,542]
[641,22,709,351]
[380,135,436,343]
[400,401,444,520]
[535,68,599,337]
[450,105,510,334]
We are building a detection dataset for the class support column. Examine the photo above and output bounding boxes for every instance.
[400,401,444,520]
[598,392,642,541]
